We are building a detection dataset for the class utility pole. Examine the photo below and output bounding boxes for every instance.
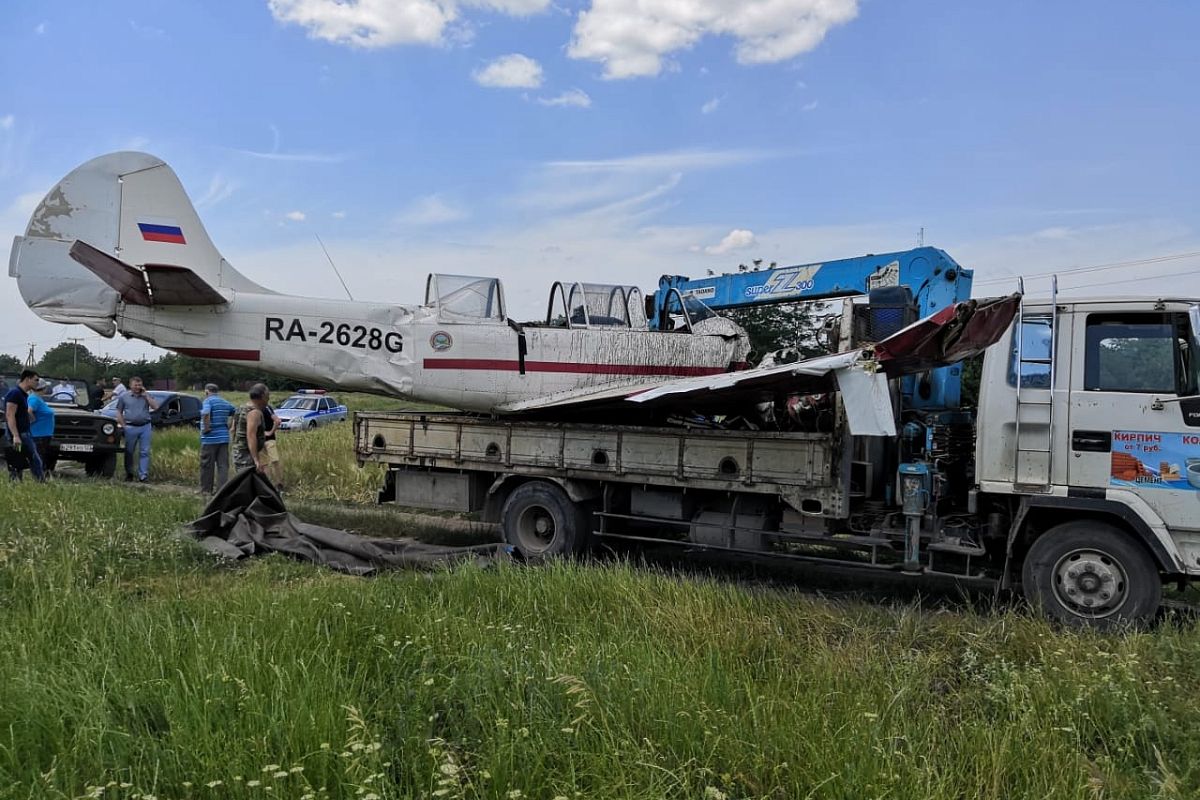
[24,343,36,367]
[67,337,83,371]
[918,227,925,247]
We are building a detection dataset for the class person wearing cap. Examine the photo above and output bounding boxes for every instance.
[27,380,56,476]
[232,383,271,475]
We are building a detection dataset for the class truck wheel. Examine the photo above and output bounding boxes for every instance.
[1022,521,1161,629]
[85,453,117,478]
[500,481,591,560]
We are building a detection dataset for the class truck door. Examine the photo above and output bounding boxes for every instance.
[1068,308,1200,535]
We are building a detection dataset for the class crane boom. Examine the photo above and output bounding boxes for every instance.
[651,246,976,409]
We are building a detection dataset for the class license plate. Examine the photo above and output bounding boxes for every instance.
[60,443,94,453]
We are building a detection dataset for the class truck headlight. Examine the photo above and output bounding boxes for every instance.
[102,423,116,435]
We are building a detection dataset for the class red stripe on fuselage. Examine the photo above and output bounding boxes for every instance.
[423,358,724,376]
[176,347,260,361]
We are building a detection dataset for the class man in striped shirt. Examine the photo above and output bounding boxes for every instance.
[199,383,236,495]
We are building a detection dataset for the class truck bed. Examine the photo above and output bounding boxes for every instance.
[354,411,844,513]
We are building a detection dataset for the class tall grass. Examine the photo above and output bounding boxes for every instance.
[143,395,442,502]
[3,480,1200,798]
[148,421,383,503]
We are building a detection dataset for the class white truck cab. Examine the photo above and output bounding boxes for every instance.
[976,296,1200,622]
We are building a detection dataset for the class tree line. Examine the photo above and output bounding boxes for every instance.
[0,343,295,390]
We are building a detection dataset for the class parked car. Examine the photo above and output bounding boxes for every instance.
[1,375,122,477]
[276,391,348,431]
[98,391,203,427]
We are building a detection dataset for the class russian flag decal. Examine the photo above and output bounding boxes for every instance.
[137,217,186,244]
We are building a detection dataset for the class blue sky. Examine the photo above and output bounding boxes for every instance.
[2,0,1198,361]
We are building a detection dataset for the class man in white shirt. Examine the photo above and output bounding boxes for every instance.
[110,376,127,399]
[51,380,76,403]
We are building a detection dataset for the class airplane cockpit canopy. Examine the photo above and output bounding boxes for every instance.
[425,274,506,323]
[546,282,648,329]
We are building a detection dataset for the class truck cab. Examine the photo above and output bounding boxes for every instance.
[974,297,1200,624]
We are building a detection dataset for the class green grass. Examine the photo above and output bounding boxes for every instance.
[3,480,1200,799]
[143,395,444,502]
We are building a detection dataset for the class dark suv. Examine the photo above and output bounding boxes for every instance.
[2,376,122,477]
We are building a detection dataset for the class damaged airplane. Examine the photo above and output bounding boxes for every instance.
[8,152,750,413]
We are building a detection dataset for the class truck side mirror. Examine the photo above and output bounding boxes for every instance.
[1190,305,1200,343]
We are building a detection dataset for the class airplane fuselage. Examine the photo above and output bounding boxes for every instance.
[120,292,740,412]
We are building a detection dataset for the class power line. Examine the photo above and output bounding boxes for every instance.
[1058,264,1200,292]
[974,249,1200,286]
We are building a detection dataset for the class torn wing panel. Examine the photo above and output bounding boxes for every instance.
[874,293,1021,375]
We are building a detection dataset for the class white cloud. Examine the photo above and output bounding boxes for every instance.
[332,210,347,219]
[473,54,543,88]
[34,22,46,35]
[569,0,857,78]
[705,228,756,254]
[285,210,307,221]
[801,99,818,112]
[0,115,13,130]
[700,96,721,114]
[232,148,348,163]
[397,194,467,225]
[195,174,238,208]
[268,0,549,49]
[547,147,777,173]
[536,88,592,108]
[129,19,167,39]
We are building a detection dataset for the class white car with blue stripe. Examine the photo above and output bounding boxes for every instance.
[276,391,348,431]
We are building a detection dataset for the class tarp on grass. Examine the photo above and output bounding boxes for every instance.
[184,468,509,575]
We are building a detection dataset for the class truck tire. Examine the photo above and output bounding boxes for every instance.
[500,480,591,560]
[1022,521,1161,630]
[85,452,117,478]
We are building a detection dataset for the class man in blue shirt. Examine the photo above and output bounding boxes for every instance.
[115,376,158,482]
[27,380,56,476]
[199,383,237,495]
[3,369,45,481]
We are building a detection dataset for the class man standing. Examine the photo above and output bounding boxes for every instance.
[261,396,284,490]
[110,376,127,401]
[199,383,236,495]
[27,380,56,475]
[115,376,158,482]
[3,370,45,482]
[232,383,270,475]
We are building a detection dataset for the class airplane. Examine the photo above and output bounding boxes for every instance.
[9,152,1019,428]
[8,151,752,413]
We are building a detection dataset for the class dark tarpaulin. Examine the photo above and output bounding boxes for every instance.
[184,468,509,575]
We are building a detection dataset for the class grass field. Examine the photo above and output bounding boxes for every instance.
[145,393,437,503]
[5,398,1200,798]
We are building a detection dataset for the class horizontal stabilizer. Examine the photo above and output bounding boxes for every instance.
[69,240,226,306]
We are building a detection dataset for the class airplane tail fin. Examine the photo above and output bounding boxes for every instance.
[8,151,267,335]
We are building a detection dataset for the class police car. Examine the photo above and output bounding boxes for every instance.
[275,390,348,431]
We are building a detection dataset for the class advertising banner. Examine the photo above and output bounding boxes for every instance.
[1110,431,1200,490]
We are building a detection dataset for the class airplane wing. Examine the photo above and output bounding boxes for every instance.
[501,293,1021,436]
[69,240,227,306]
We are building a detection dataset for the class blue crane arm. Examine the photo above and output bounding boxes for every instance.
[652,247,972,323]
[650,247,975,410]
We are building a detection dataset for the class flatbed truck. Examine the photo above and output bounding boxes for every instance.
[356,292,1200,629]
